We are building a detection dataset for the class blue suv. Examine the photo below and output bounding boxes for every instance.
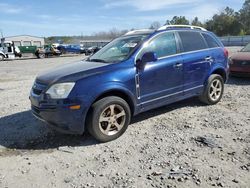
[30,25,229,142]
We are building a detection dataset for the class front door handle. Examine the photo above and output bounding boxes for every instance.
[174,63,183,69]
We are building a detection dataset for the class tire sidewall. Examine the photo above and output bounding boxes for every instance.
[88,97,131,142]
[39,53,45,59]
[205,74,224,105]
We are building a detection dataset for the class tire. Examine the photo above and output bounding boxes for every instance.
[0,54,4,61]
[38,53,45,59]
[199,74,224,105]
[87,96,131,142]
[60,48,66,54]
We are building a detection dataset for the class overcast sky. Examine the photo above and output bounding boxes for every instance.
[0,0,245,37]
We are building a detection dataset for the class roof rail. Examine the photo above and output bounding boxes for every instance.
[124,29,154,36]
[158,25,207,31]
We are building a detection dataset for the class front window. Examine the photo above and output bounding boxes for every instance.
[241,43,250,52]
[138,32,177,59]
[88,35,149,63]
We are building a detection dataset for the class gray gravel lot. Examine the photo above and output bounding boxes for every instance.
[0,49,249,188]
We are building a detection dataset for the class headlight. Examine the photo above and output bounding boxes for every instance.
[46,83,75,99]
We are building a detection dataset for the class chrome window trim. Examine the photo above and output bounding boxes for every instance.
[134,30,222,64]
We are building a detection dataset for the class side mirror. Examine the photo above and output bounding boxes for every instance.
[136,52,157,69]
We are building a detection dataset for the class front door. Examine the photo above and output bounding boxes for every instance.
[136,32,184,110]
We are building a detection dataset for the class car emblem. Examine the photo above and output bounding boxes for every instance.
[242,61,247,65]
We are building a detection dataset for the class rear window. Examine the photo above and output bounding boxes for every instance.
[178,31,207,52]
[202,33,220,48]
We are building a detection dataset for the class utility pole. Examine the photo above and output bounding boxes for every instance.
[0,29,4,47]
[0,29,3,38]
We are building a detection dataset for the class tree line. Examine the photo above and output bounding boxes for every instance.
[46,0,250,43]
[150,0,250,36]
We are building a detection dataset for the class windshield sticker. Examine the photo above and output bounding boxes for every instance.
[122,43,138,48]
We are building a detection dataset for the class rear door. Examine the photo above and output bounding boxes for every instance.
[177,31,211,94]
[202,33,226,67]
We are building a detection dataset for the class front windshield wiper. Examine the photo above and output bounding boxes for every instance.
[88,58,109,63]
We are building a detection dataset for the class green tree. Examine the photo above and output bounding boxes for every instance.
[239,0,250,34]
[205,7,242,36]
[149,21,161,29]
[191,17,204,27]
[165,16,189,25]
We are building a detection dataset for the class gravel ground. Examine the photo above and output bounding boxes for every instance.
[0,49,249,188]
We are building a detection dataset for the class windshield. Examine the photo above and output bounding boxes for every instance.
[241,43,250,52]
[88,35,149,63]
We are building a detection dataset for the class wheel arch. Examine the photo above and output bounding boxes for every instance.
[210,68,227,82]
[0,52,6,58]
[92,89,136,115]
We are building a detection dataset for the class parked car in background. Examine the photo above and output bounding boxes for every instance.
[44,46,62,57]
[58,44,85,54]
[35,46,62,58]
[30,25,229,142]
[229,43,250,77]
[85,46,101,55]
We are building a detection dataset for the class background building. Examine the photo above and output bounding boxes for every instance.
[4,35,45,47]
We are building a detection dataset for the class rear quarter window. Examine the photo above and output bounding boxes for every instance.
[202,33,220,48]
[178,31,207,52]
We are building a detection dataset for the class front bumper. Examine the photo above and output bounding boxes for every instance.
[30,92,87,134]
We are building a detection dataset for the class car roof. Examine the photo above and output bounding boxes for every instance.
[124,25,209,37]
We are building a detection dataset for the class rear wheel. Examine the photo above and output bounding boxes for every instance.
[199,74,224,105]
[87,96,131,142]
[39,53,45,59]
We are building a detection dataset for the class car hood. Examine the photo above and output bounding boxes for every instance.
[36,61,109,85]
[231,52,250,61]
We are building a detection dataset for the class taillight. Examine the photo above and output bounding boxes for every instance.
[223,48,229,58]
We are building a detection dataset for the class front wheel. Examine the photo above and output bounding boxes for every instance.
[199,74,224,105]
[0,54,4,61]
[87,96,131,142]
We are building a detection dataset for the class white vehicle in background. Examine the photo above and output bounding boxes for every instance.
[0,38,22,61]
[51,43,60,48]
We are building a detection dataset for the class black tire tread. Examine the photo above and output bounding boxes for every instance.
[199,74,224,105]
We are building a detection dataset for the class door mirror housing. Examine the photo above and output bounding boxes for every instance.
[136,52,158,69]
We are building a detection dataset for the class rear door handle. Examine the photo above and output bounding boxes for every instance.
[205,56,213,62]
[174,63,183,69]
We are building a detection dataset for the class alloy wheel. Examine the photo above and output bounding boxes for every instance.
[99,104,126,136]
[209,79,222,101]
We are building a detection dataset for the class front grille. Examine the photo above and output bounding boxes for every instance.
[32,81,47,96]
[33,88,42,95]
